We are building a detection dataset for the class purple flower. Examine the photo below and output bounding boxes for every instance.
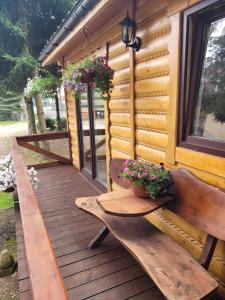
[72,72,79,79]
[159,162,164,169]
[65,79,71,88]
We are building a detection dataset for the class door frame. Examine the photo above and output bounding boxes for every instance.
[76,84,107,191]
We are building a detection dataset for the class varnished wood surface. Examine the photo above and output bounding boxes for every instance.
[16,131,69,142]
[171,168,225,241]
[11,137,68,300]
[76,196,218,300]
[16,165,165,300]
[97,189,173,216]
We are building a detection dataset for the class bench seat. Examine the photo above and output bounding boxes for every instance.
[75,196,218,300]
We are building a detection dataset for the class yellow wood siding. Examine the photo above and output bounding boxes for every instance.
[62,0,225,296]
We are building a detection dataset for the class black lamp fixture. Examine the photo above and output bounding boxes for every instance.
[120,12,142,52]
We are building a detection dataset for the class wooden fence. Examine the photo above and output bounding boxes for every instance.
[10,132,70,300]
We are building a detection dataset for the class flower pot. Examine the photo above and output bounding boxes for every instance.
[132,185,148,198]
[79,68,93,84]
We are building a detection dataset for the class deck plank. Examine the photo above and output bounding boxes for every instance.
[16,165,162,299]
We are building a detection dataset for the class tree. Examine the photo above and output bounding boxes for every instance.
[0,93,22,121]
[0,0,74,129]
[193,20,225,137]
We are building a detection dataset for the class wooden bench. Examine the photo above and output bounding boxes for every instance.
[75,158,225,300]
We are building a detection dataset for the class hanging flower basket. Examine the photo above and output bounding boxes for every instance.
[63,56,114,98]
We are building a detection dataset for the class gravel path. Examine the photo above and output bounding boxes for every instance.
[0,122,28,156]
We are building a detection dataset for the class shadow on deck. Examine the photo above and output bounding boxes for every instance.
[16,165,164,300]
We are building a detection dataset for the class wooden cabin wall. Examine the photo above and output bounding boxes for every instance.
[62,0,225,295]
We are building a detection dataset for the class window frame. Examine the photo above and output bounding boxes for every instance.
[179,0,225,157]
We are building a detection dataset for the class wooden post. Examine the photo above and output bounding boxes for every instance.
[105,42,112,191]
[166,12,181,164]
[129,0,136,160]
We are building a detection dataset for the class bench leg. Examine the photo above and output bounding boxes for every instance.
[89,226,110,249]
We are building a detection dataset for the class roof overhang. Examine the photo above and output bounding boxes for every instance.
[40,0,113,66]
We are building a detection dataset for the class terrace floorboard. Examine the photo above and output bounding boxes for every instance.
[15,165,165,299]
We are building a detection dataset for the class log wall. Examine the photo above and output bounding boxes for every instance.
[62,0,225,296]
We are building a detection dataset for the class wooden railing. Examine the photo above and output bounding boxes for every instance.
[10,134,69,299]
[17,131,71,167]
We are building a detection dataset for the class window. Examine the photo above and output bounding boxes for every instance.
[180,0,225,157]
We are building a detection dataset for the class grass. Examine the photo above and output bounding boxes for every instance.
[0,192,14,209]
[0,121,19,125]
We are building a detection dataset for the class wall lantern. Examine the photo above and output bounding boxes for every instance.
[120,14,142,52]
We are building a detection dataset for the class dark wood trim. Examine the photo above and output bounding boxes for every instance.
[199,234,218,269]
[17,131,68,142]
[75,93,84,170]
[87,84,97,179]
[83,128,105,136]
[27,161,63,169]
[89,226,110,249]
[17,140,71,165]
[179,0,225,158]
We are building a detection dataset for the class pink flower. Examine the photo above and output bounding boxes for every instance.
[131,171,136,177]
[124,167,129,173]
[133,161,137,166]
[138,173,142,178]
[124,159,130,167]
[139,167,143,171]
[150,175,156,182]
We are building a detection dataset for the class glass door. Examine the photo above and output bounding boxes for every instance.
[77,85,106,188]
[79,86,92,175]
[92,90,106,184]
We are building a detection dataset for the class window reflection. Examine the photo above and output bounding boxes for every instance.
[192,17,225,141]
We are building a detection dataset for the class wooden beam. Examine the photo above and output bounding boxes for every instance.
[18,140,71,165]
[83,128,105,136]
[27,161,63,170]
[129,0,136,160]
[166,12,181,164]
[17,131,69,142]
[10,137,68,300]
[199,235,218,270]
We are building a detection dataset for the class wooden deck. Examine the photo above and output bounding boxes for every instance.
[15,165,164,300]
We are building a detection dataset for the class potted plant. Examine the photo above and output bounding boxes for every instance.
[121,160,173,199]
[63,56,114,98]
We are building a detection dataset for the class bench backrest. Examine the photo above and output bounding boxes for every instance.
[170,168,225,241]
[109,158,225,241]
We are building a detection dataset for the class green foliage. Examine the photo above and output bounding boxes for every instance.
[0,0,74,95]
[45,117,56,131]
[0,93,22,121]
[57,117,67,131]
[24,73,60,97]
[0,192,14,209]
[0,14,26,39]
[45,117,67,131]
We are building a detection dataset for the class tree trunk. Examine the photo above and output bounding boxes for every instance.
[54,93,60,128]
[34,94,50,150]
[25,97,37,134]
